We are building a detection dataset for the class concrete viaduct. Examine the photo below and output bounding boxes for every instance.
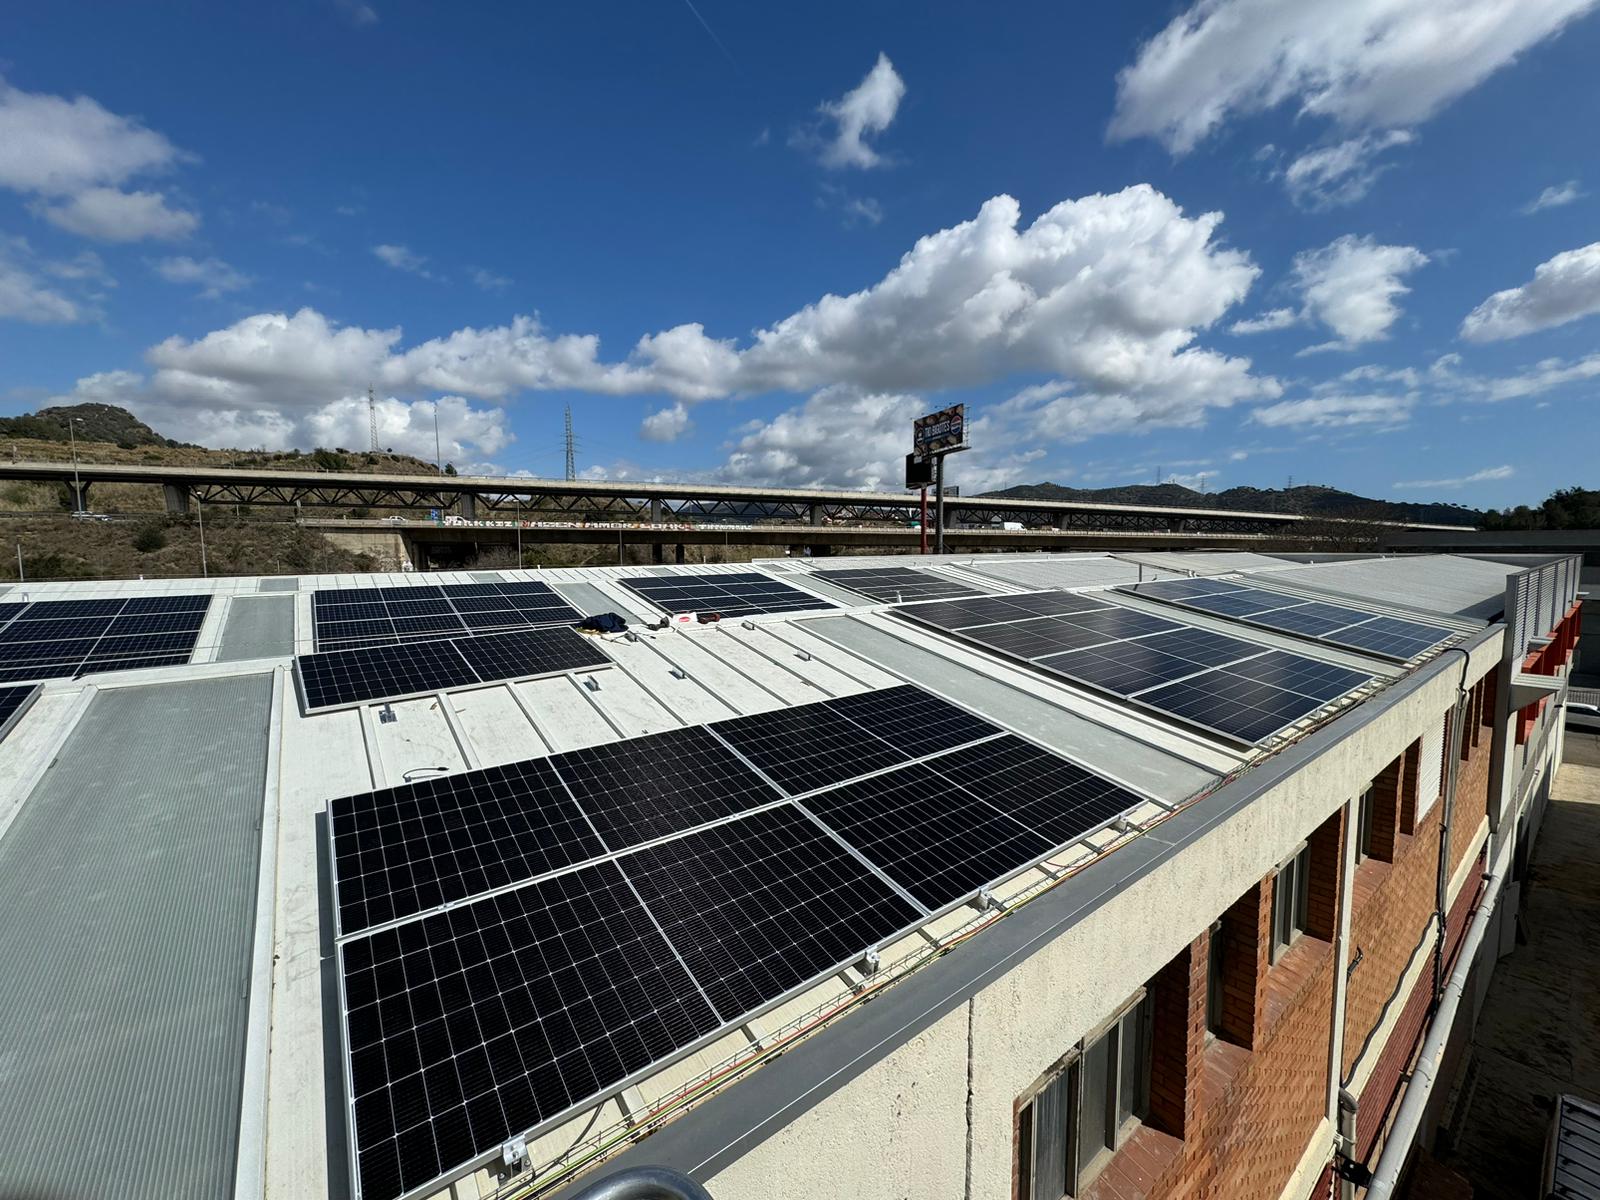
[0,458,1471,539]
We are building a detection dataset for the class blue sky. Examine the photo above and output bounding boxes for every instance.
[2,1,1599,509]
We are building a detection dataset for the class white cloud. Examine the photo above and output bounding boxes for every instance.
[1109,0,1598,155]
[0,77,198,243]
[640,187,1272,422]
[154,255,251,298]
[717,387,919,490]
[470,267,512,292]
[1229,307,1298,335]
[640,402,692,442]
[0,239,85,323]
[803,53,906,169]
[1284,130,1415,209]
[1393,464,1513,489]
[843,195,884,226]
[0,76,186,194]
[1292,234,1428,348]
[1432,348,1600,402]
[1459,241,1600,341]
[1522,181,1584,214]
[1250,392,1414,429]
[372,243,434,278]
[44,248,111,284]
[334,0,379,26]
[37,186,198,241]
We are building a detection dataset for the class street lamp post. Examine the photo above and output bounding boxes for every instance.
[197,498,208,577]
[516,497,523,567]
[69,416,84,513]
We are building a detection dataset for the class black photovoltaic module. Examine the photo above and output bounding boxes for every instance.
[896,590,1376,744]
[809,566,981,603]
[296,626,612,712]
[617,571,836,617]
[312,581,583,651]
[332,681,1156,1200]
[1120,578,1455,662]
[0,683,41,741]
[0,594,211,683]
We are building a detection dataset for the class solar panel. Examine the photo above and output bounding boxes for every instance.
[341,861,721,1200]
[0,594,211,682]
[810,567,981,603]
[0,682,40,741]
[619,805,923,1017]
[710,703,907,794]
[330,758,604,936]
[296,626,611,712]
[551,727,782,849]
[926,735,1144,847]
[803,761,1053,911]
[1036,639,1210,695]
[1136,674,1331,744]
[960,616,1117,659]
[617,572,835,618]
[1120,579,1455,662]
[310,582,583,652]
[897,591,1112,632]
[821,684,1000,758]
[1322,616,1456,661]
[1223,649,1372,700]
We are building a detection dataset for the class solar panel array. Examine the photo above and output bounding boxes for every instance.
[0,594,211,684]
[810,566,982,604]
[895,591,1375,745]
[0,682,40,740]
[313,581,583,651]
[617,571,836,617]
[1120,577,1456,661]
[296,626,613,712]
[331,683,1148,1200]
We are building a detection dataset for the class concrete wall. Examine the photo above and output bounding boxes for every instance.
[703,636,1505,1200]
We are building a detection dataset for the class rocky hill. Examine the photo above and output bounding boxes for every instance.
[0,403,174,448]
[983,482,1482,527]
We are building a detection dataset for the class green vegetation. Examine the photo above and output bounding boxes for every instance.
[132,525,168,553]
[0,402,172,447]
[1479,486,1600,530]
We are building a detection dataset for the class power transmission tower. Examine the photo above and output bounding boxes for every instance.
[564,405,576,480]
[367,385,379,453]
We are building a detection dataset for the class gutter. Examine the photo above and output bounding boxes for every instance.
[1362,826,1513,1200]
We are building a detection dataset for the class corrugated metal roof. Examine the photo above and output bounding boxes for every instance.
[0,674,271,1200]
[964,555,1183,590]
[258,576,298,592]
[215,594,294,661]
[1116,550,1297,574]
[1262,554,1514,620]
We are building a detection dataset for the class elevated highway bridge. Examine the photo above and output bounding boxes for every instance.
[0,458,1472,540]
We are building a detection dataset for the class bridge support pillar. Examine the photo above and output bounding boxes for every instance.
[651,542,664,564]
[675,543,685,564]
[808,544,833,558]
[808,503,823,527]
[459,492,477,521]
[162,483,191,514]
[1056,511,1073,532]
[649,497,664,524]
[67,482,91,512]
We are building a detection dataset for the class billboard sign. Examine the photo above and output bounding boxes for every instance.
[905,453,934,489]
[913,404,968,457]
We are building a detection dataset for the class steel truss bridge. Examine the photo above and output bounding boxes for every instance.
[0,459,1471,536]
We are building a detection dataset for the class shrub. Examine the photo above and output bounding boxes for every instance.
[132,525,168,553]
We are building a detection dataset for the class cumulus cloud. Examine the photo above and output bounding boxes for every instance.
[1431,348,1600,402]
[1229,307,1298,335]
[1109,0,1598,155]
[0,238,86,323]
[36,186,197,241]
[1393,464,1514,489]
[1292,234,1428,349]
[373,243,434,278]
[800,53,906,169]
[640,402,692,442]
[717,388,919,490]
[1459,241,1600,341]
[0,77,199,242]
[1522,181,1584,214]
[154,255,251,298]
[1284,130,1415,209]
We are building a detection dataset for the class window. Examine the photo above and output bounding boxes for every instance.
[1016,994,1151,1199]
[1355,785,1375,864]
[1271,844,1310,962]
[1205,918,1225,1036]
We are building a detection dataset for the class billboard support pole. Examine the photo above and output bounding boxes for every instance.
[920,486,929,555]
[934,453,946,555]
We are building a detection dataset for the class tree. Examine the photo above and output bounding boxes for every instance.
[443,462,458,476]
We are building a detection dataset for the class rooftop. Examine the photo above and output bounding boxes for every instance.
[0,548,1553,1200]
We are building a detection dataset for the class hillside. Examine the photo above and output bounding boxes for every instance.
[983,482,1483,527]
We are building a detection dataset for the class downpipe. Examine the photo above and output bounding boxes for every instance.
[1362,831,1512,1200]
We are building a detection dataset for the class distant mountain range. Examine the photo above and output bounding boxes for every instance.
[981,482,1484,526]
